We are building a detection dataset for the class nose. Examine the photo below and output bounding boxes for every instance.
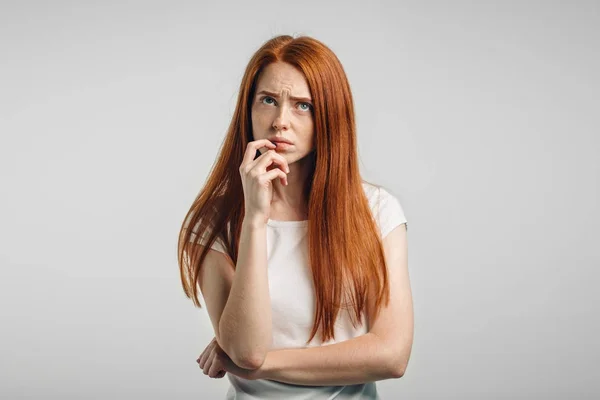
[272,107,290,131]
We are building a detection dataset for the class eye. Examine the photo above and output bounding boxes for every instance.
[298,102,313,112]
[260,96,276,106]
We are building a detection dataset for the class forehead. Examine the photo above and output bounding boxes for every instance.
[255,62,311,96]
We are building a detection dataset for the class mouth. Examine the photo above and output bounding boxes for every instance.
[273,141,292,151]
[269,137,293,145]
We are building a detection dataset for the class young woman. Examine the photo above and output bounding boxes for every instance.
[178,34,413,399]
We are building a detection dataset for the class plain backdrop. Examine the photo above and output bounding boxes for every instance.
[1,1,599,399]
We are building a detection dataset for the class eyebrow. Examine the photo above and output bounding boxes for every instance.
[256,90,313,103]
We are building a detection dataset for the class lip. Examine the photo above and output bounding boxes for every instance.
[273,142,292,151]
[268,137,293,145]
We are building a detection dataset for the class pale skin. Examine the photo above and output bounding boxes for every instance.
[250,61,316,221]
[196,61,414,384]
[196,224,412,384]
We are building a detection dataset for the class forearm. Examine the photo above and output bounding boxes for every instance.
[257,333,398,386]
[219,217,271,368]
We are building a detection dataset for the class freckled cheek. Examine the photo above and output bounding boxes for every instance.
[251,110,269,131]
[254,109,274,125]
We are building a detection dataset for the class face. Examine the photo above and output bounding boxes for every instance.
[251,62,315,163]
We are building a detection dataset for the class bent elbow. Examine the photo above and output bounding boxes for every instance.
[388,350,410,379]
[219,341,265,370]
[218,321,268,370]
[218,337,267,370]
[390,364,406,379]
[387,340,412,379]
[234,352,266,370]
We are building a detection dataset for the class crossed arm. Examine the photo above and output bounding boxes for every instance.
[201,223,413,386]
[240,331,407,386]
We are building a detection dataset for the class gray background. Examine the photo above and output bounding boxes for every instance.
[1,1,598,399]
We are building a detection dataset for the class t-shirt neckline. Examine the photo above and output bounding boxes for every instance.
[267,219,308,228]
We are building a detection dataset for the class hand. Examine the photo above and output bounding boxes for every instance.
[239,139,290,224]
[196,337,263,381]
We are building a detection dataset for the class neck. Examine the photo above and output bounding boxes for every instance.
[271,152,313,218]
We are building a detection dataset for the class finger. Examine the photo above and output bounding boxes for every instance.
[208,360,224,378]
[241,140,276,170]
[198,345,213,369]
[197,337,217,364]
[251,150,290,175]
[197,344,209,364]
[260,168,288,186]
[203,350,216,375]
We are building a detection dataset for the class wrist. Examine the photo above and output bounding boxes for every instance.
[243,214,268,229]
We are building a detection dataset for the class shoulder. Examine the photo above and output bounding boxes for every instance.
[184,205,229,254]
[361,180,408,238]
[360,180,381,208]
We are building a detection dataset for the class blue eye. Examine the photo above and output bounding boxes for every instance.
[298,102,312,112]
[259,96,312,112]
[261,96,275,105]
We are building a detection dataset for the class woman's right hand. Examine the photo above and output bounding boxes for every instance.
[240,139,290,225]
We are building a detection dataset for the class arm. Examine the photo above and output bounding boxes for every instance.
[253,332,399,386]
[250,223,413,385]
[218,217,271,369]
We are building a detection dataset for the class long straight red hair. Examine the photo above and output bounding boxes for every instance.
[178,35,391,345]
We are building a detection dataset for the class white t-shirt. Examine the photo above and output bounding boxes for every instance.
[193,181,408,399]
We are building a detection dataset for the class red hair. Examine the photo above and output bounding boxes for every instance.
[177,35,391,344]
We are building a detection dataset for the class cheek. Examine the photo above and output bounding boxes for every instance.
[252,109,271,129]
[251,111,264,138]
[301,120,315,146]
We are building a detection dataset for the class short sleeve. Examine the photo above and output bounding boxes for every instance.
[185,216,228,254]
[377,186,408,239]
